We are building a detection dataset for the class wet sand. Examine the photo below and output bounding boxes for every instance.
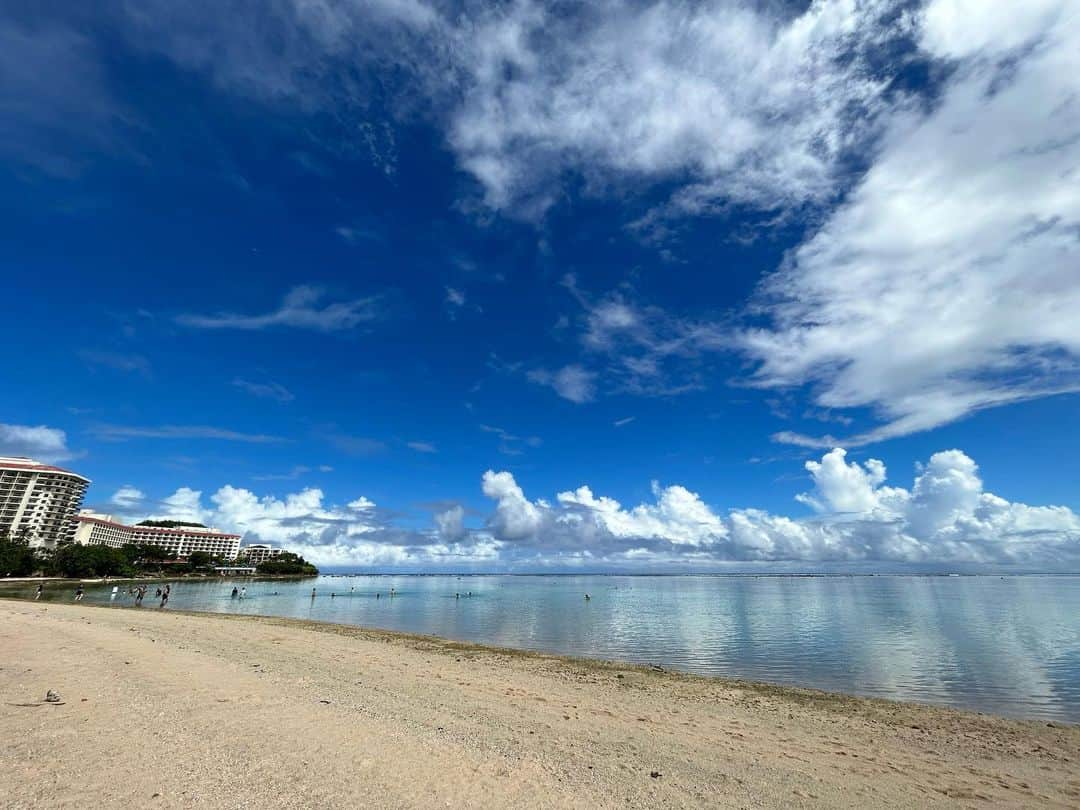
[1,599,1078,808]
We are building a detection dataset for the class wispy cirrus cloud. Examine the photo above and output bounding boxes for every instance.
[479,424,542,457]
[0,19,127,178]
[79,349,151,377]
[527,364,596,404]
[407,441,437,454]
[89,424,287,444]
[232,378,295,402]
[252,464,332,482]
[318,427,387,457]
[176,286,379,332]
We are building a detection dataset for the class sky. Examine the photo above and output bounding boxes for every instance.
[2,0,1079,571]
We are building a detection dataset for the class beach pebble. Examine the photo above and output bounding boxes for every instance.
[44,690,61,703]
[650,771,662,779]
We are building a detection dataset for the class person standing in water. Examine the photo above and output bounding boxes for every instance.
[74,586,84,601]
[231,586,238,598]
[35,584,43,600]
[240,587,246,599]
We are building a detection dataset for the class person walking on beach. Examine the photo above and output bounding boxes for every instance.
[35,584,43,600]
[74,586,84,602]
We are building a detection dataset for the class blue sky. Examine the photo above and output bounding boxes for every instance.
[3,0,1079,570]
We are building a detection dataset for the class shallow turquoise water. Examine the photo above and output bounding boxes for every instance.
[25,574,1080,723]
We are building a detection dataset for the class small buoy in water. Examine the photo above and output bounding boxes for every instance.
[585,594,591,601]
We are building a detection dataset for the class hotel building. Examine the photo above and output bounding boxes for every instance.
[237,544,284,565]
[0,456,90,549]
[74,511,241,560]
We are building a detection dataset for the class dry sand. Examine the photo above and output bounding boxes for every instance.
[1,599,1078,808]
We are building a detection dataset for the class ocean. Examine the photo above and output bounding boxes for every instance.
[25,573,1080,723]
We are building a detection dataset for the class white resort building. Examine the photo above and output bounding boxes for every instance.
[0,456,90,549]
[237,543,284,564]
[74,511,241,560]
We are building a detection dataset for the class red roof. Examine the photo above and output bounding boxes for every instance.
[0,460,91,482]
[77,515,239,539]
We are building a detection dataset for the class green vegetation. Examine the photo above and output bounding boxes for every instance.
[135,520,207,529]
[0,529,38,577]
[0,531,231,578]
[255,551,319,576]
[46,543,133,578]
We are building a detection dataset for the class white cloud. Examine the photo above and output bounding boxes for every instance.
[559,276,727,397]
[97,1,907,220]
[252,465,333,481]
[407,441,437,453]
[0,423,75,463]
[79,350,152,377]
[795,449,893,514]
[90,424,285,444]
[741,0,1080,445]
[478,424,542,456]
[232,378,295,402]
[158,487,209,524]
[478,448,1080,565]
[447,0,904,217]
[176,286,379,332]
[557,481,728,548]
[481,470,543,540]
[527,364,596,403]
[121,446,1079,567]
[110,485,145,509]
[140,483,495,567]
[445,287,466,308]
[434,504,466,542]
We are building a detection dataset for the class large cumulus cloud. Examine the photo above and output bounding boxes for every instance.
[476,448,1079,566]
[114,447,1079,568]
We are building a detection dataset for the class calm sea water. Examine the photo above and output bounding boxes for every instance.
[21,574,1080,723]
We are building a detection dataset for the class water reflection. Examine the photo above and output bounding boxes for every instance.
[22,574,1080,722]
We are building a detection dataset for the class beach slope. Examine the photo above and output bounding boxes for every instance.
[1,600,1077,808]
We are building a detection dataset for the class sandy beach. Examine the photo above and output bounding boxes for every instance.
[2,600,1078,808]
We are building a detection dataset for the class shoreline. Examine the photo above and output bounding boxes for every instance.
[11,596,1069,727]
[2,593,1076,727]
[3,599,1078,807]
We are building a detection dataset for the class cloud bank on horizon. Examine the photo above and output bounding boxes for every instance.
[100,447,1079,569]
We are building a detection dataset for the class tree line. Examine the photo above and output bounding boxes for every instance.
[0,529,317,578]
